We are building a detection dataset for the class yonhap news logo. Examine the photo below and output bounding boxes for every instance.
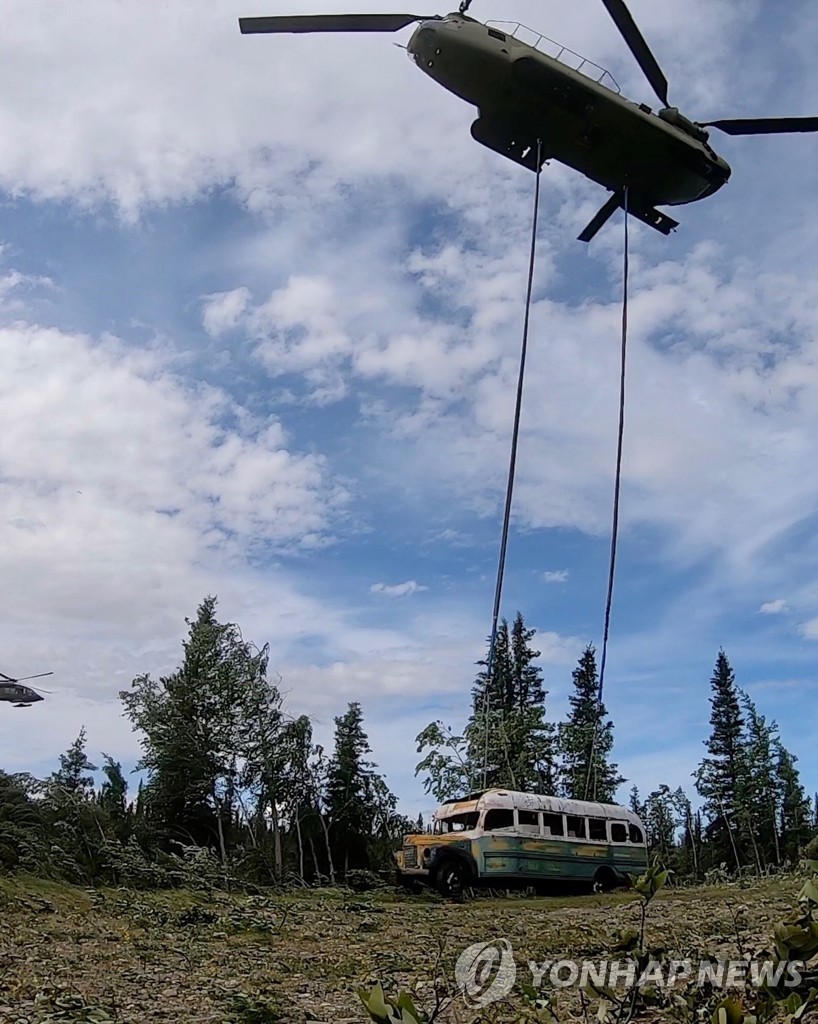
[453,939,805,1008]
[455,939,517,1008]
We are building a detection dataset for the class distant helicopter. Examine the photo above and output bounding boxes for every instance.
[0,670,53,708]
[239,0,818,241]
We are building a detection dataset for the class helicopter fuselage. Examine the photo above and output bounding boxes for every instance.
[0,683,43,706]
[407,14,731,211]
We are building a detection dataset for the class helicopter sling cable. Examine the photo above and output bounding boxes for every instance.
[481,179,633,795]
[584,187,630,802]
[480,138,543,790]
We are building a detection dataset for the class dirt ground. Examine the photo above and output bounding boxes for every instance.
[0,873,810,1023]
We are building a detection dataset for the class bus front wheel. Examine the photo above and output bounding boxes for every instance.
[436,860,467,900]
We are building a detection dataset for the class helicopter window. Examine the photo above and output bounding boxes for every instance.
[487,28,506,41]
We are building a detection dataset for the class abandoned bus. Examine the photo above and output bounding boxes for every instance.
[394,788,648,898]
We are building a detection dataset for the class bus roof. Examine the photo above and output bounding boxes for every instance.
[436,788,643,825]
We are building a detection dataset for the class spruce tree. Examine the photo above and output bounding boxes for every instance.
[325,702,380,875]
[508,612,557,792]
[736,692,779,868]
[464,612,556,792]
[774,741,811,860]
[52,727,98,797]
[557,644,624,802]
[694,649,745,869]
[466,620,514,787]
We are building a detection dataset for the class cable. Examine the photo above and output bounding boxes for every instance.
[583,186,630,801]
[481,138,543,790]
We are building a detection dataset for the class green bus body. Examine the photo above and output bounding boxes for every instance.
[395,788,648,897]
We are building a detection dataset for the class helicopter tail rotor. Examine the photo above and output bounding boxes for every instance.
[239,13,435,34]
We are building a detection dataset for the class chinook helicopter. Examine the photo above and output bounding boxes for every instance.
[239,0,818,241]
[0,670,53,707]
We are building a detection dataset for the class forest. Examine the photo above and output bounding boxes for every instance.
[0,596,814,888]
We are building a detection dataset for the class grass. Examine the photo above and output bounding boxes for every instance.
[0,873,804,1023]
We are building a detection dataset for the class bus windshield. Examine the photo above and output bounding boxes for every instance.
[435,811,480,834]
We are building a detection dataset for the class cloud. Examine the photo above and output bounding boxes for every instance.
[370,581,428,598]
[202,287,251,338]
[759,599,788,615]
[1,0,818,811]
[543,570,569,584]
[799,618,818,641]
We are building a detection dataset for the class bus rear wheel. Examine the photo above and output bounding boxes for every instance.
[592,868,618,893]
[436,860,467,900]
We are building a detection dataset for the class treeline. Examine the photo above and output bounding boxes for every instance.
[415,616,816,878]
[1,600,814,888]
[0,597,415,887]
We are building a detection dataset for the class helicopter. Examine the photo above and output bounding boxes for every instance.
[239,0,818,241]
[0,670,53,708]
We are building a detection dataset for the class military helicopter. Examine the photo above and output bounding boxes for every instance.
[239,0,818,241]
[0,670,53,707]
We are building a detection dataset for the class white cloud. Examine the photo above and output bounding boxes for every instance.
[759,599,788,615]
[543,570,569,584]
[202,287,251,338]
[1,0,818,808]
[370,581,428,598]
[799,618,818,641]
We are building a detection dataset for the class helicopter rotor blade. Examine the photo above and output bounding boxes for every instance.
[702,116,818,136]
[239,13,432,34]
[599,0,669,108]
[15,672,54,682]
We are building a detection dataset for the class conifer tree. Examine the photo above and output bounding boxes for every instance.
[736,691,778,868]
[557,644,624,802]
[774,741,811,860]
[52,727,98,797]
[466,620,514,787]
[464,612,556,792]
[325,702,386,875]
[694,650,745,868]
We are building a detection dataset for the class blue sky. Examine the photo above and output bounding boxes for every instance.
[1,0,817,822]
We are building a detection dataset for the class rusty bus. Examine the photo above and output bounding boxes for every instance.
[394,788,648,898]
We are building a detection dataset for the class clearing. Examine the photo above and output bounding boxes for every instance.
[0,873,803,1023]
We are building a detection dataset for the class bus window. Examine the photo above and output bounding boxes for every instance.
[610,822,628,843]
[566,816,586,839]
[435,812,479,833]
[517,810,540,833]
[588,818,607,841]
[484,809,515,831]
[629,823,644,844]
[543,812,564,837]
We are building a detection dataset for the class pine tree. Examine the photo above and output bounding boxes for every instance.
[774,741,811,861]
[466,620,514,787]
[52,727,97,797]
[325,702,378,875]
[508,613,557,792]
[557,644,624,802]
[694,650,744,870]
[464,612,556,792]
[736,692,779,869]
